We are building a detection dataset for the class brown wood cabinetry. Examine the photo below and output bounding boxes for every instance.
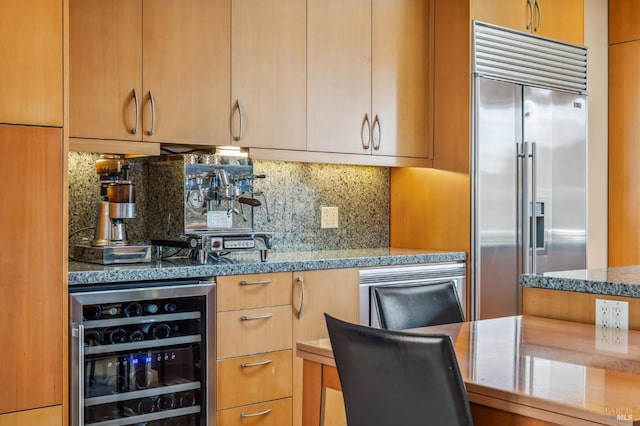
[609,0,640,44]
[0,0,63,127]
[70,0,230,145]
[307,0,434,159]
[0,125,63,415]
[216,269,358,426]
[609,41,640,266]
[231,0,306,150]
[471,0,583,44]
[292,268,358,426]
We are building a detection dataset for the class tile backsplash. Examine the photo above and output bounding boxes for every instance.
[68,153,390,254]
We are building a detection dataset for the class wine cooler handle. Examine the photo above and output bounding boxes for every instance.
[241,408,272,418]
[240,279,272,286]
[76,324,85,426]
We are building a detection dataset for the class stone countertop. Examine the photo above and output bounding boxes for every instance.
[520,266,640,298]
[68,248,466,286]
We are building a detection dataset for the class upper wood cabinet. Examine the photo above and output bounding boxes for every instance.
[0,125,63,414]
[231,0,306,150]
[609,0,640,44]
[0,0,63,127]
[70,0,230,145]
[471,0,584,45]
[307,0,434,159]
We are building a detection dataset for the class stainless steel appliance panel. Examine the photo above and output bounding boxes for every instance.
[474,78,522,320]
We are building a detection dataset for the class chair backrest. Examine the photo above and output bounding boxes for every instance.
[372,280,465,330]
[325,314,473,426]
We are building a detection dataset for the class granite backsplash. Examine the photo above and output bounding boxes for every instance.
[68,152,390,254]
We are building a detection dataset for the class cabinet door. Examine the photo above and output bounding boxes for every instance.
[292,269,359,426]
[0,125,63,413]
[70,0,143,141]
[471,0,530,33]
[610,0,640,44]
[609,42,640,267]
[372,0,433,158]
[534,0,583,45]
[232,0,306,150]
[0,0,62,126]
[307,0,371,154]
[143,0,230,144]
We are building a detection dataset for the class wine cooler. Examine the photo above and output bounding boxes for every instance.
[70,280,215,426]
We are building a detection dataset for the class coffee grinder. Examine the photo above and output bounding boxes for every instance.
[74,155,152,264]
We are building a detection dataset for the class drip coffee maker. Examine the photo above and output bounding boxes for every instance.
[75,155,151,264]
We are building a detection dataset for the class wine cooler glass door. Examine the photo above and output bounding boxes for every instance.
[70,280,215,426]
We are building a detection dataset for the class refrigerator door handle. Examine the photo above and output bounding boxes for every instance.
[530,142,537,273]
[519,142,530,274]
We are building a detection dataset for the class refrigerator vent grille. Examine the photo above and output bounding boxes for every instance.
[473,21,587,94]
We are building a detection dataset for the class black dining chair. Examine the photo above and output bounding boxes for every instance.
[372,280,465,330]
[325,314,473,426]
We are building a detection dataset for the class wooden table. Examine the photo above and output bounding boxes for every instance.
[296,315,640,426]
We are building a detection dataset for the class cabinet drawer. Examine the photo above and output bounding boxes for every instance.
[217,350,293,410]
[217,397,292,426]
[217,305,292,359]
[217,272,292,311]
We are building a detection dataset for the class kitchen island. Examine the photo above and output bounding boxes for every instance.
[521,266,640,330]
[68,247,465,285]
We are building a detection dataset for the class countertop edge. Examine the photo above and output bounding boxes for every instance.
[520,273,640,298]
[69,250,467,286]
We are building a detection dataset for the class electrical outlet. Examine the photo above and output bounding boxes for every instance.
[321,206,339,229]
[595,299,629,330]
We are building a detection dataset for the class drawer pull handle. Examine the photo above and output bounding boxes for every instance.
[240,314,273,321]
[241,359,273,368]
[241,408,272,418]
[240,279,272,286]
[295,276,305,319]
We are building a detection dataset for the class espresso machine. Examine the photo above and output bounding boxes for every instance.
[75,155,152,264]
[148,154,272,263]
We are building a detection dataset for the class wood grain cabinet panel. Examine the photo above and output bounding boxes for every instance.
[471,0,583,45]
[0,0,63,126]
[217,398,292,426]
[231,0,306,150]
[0,125,63,414]
[0,405,62,426]
[217,272,293,311]
[217,350,293,409]
[70,0,142,141]
[70,0,230,146]
[609,0,640,44]
[217,305,293,359]
[609,42,640,267]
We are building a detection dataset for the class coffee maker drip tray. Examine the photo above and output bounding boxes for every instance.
[74,244,152,265]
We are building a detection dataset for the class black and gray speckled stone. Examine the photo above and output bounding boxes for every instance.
[520,266,640,298]
[68,248,466,285]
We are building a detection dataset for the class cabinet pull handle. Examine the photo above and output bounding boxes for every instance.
[233,99,243,141]
[240,279,272,286]
[361,113,371,150]
[132,88,139,135]
[534,0,541,32]
[241,408,272,418]
[526,0,533,30]
[372,114,381,150]
[240,314,273,321]
[241,359,273,368]
[148,90,156,136]
[295,276,305,319]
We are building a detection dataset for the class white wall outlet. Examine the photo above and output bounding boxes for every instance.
[595,299,629,330]
[321,206,339,229]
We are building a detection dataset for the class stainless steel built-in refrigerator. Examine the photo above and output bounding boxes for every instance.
[471,22,588,320]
